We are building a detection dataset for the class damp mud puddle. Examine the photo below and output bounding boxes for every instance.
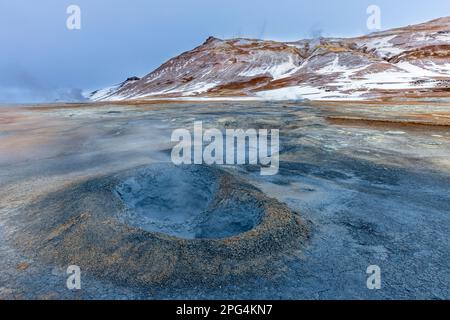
[6,162,307,288]
[0,101,450,299]
[114,165,265,239]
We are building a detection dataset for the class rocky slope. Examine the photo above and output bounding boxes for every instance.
[90,17,450,101]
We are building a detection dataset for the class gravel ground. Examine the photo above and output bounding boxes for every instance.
[0,101,449,299]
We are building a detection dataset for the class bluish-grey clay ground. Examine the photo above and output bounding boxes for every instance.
[0,100,449,299]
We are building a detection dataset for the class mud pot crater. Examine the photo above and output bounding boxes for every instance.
[13,163,309,286]
[114,165,264,239]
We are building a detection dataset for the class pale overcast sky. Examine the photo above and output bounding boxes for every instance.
[0,0,449,102]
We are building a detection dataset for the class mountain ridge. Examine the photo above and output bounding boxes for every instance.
[90,16,450,101]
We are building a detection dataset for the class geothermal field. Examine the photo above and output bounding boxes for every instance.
[0,100,450,299]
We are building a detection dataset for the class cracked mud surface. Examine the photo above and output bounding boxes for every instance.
[0,101,449,299]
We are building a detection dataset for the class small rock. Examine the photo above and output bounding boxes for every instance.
[16,262,30,271]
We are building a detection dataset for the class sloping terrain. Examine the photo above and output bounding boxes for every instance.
[90,17,450,101]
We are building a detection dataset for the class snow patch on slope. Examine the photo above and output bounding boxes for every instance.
[239,56,300,80]
[166,82,220,96]
[359,35,404,59]
[90,85,121,101]
[422,61,450,75]
[255,86,365,101]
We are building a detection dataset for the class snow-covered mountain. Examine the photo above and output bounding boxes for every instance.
[90,17,450,101]
[89,77,140,101]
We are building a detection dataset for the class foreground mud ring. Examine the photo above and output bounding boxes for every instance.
[16,164,309,286]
